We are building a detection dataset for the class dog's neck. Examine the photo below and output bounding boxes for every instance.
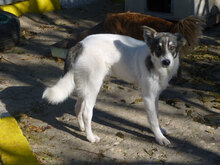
[145,55,179,89]
[145,56,154,72]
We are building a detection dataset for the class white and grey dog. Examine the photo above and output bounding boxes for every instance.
[43,26,186,146]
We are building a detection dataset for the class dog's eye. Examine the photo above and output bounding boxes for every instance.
[169,45,175,51]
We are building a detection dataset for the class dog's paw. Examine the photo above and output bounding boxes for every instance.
[78,123,85,132]
[79,126,85,132]
[160,127,168,135]
[156,136,171,146]
[87,134,100,143]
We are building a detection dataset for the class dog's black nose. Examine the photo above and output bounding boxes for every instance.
[162,59,170,66]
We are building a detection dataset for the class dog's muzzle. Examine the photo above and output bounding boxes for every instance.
[162,59,170,67]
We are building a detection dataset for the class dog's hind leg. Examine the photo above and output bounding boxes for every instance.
[75,98,85,131]
[78,74,106,143]
[74,55,109,143]
[82,92,100,143]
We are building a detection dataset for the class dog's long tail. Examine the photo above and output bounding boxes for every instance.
[42,71,75,104]
[42,43,83,104]
[171,16,205,54]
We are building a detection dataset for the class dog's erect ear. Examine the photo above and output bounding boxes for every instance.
[140,26,157,43]
[174,33,187,47]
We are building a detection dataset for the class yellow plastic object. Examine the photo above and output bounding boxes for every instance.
[0,0,61,17]
[29,0,61,13]
[0,117,39,165]
[0,1,29,16]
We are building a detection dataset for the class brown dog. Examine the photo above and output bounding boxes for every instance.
[104,11,204,77]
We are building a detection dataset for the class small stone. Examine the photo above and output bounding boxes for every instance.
[115,132,124,139]
[113,141,120,146]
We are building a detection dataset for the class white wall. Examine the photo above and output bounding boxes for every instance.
[125,0,220,20]
[194,0,220,16]
[173,0,194,19]
[125,0,146,13]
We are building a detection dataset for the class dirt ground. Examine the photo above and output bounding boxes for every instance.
[0,0,220,164]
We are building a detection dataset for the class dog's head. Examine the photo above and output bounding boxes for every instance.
[140,26,186,69]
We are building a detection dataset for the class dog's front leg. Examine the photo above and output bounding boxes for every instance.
[155,95,168,135]
[142,90,170,146]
